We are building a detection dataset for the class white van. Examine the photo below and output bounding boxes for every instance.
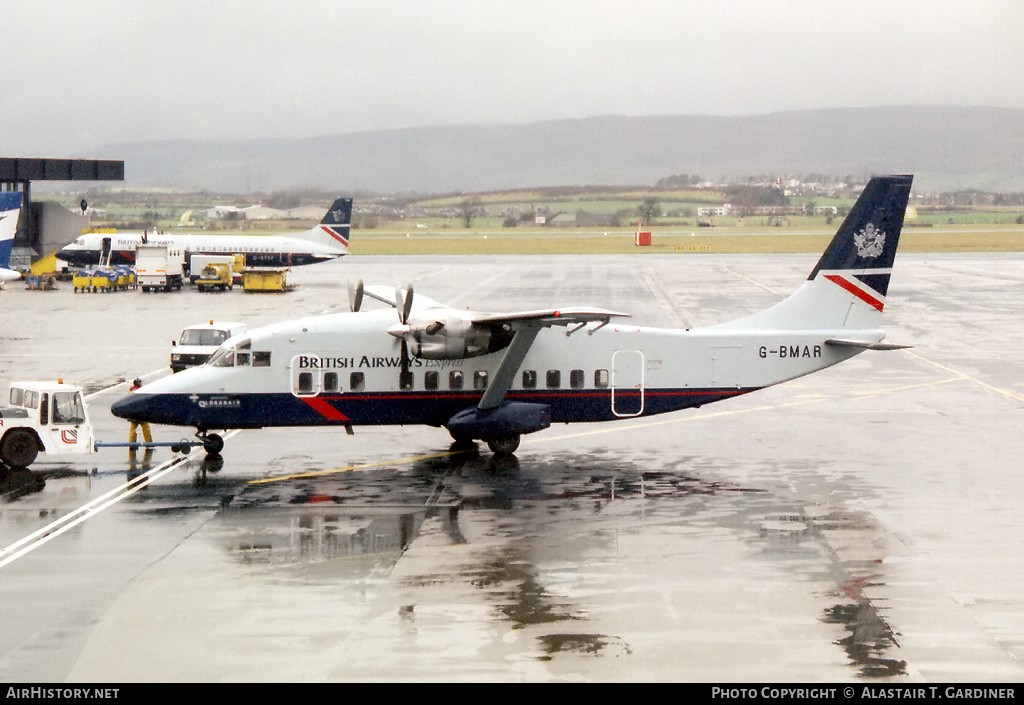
[171,321,247,372]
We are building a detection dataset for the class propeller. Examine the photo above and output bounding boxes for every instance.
[386,283,448,363]
[394,285,414,375]
[348,279,364,312]
[396,284,414,325]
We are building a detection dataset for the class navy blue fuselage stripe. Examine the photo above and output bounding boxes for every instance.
[124,387,759,429]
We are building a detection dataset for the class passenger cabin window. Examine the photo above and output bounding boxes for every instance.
[449,371,464,390]
[350,372,365,392]
[425,371,439,390]
[546,370,561,389]
[570,369,585,389]
[595,369,609,388]
[400,371,414,390]
[474,371,488,390]
[324,372,339,392]
[522,370,537,389]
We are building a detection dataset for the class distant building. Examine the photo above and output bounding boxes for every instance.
[697,203,732,217]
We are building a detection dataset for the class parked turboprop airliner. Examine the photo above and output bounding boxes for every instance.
[0,192,23,282]
[112,176,913,455]
[56,198,352,269]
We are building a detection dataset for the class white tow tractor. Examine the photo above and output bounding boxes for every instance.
[0,381,95,469]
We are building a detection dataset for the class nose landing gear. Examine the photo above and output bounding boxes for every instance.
[196,431,224,456]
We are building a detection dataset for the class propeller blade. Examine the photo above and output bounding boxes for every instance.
[401,284,414,324]
[348,279,364,312]
[400,337,410,374]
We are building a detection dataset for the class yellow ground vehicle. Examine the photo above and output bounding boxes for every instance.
[195,263,233,292]
[241,267,294,292]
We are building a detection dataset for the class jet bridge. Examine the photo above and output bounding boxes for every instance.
[0,157,124,269]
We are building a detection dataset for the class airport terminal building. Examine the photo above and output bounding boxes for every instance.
[0,157,124,270]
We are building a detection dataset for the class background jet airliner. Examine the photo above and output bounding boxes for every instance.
[0,191,24,282]
[112,176,914,456]
[56,197,352,268]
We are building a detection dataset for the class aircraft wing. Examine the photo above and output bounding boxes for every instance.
[474,307,629,411]
[471,307,629,328]
[357,282,630,411]
[825,339,912,350]
[360,283,630,328]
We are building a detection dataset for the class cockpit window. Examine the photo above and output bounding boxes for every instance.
[206,338,255,368]
[208,348,234,367]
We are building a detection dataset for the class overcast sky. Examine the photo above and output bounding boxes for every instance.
[3,0,1022,157]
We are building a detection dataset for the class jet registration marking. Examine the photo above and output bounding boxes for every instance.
[759,345,823,359]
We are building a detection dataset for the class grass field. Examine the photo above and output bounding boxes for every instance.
[346,225,1024,255]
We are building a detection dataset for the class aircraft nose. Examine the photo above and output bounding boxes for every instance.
[110,393,152,422]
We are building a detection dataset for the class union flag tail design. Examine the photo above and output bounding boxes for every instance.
[808,174,913,310]
[294,197,353,252]
[711,175,913,334]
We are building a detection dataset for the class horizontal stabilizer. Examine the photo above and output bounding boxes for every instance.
[825,339,912,351]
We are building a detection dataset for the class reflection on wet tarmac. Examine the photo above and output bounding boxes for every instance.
[0,467,45,501]
[823,602,907,678]
[195,448,909,675]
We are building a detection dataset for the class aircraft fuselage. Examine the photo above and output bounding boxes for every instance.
[114,307,863,432]
[57,233,339,268]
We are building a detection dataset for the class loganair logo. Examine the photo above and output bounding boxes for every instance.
[61,429,78,444]
[854,223,885,259]
[189,394,242,409]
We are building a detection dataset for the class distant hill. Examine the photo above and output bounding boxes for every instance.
[97,106,1024,195]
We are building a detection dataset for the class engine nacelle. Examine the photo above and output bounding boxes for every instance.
[407,316,509,360]
[446,402,551,440]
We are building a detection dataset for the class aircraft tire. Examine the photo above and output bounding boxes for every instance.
[202,433,224,455]
[486,435,520,455]
[0,430,39,469]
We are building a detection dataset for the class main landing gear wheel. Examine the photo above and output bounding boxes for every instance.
[198,432,224,456]
[0,429,39,468]
[486,435,520,455]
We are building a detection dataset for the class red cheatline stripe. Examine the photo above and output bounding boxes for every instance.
[321,225,349,247]
[300,397,350,421]
[824,274,884,312]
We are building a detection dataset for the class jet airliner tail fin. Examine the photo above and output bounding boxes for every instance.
[710,175,913,335]
[293,197,353,254]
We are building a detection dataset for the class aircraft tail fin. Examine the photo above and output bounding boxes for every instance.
[294,197,353,253]
[0,191,24,272]
[712,175,913,334]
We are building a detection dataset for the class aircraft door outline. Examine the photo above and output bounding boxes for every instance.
[611,350,644,417]
[290,355,344,397]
